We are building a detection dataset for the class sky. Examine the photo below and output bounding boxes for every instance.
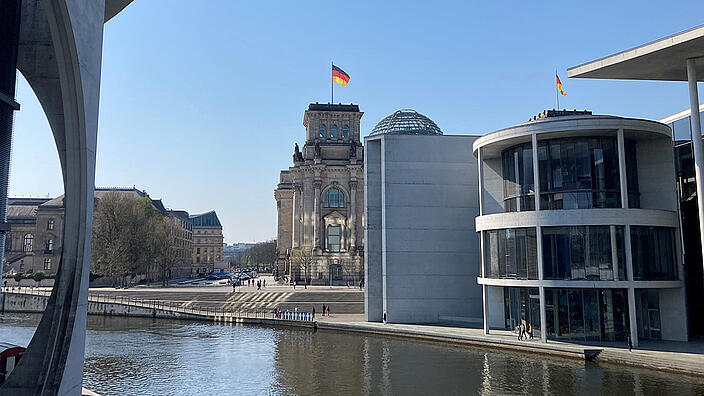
[10,0,704,243]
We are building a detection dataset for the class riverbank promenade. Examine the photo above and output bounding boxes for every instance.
[4,284,703,378]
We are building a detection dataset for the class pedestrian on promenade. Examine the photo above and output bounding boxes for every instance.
[627,333,633,353]
[263,279,266,288]
[312,307,316,318]
[520,322,526,340]
[326,306,330,317]
[516,325,522,340]
[257,280,261,290]
[322,304,326,315]
[359,280,363,290]
[346,282,350,288]
[293,280,297,290]
[528,323,533,340]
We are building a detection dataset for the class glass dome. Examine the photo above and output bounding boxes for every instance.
[370,109,443,136]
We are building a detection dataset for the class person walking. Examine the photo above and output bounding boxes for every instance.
[528,323,533,340]
[326,306,331,317]
[312,307,316,318]
[293,280,296,290]
[627,333,633,353]
[322,304,326,316]
[263,279,266,288]
[516,325,521,340]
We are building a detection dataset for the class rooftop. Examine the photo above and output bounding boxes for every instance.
[190,211,222,228]
[567,24,704,81]
[307,103,360,112]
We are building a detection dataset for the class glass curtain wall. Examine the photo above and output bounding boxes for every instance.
[545,288,629,342]
[631,226,677,280]
[502,143,534,212]
[636,289,662,340]
[483,228,538,279]
[537,136,638,210]
[503,287,540,333]
[542,226,626,281]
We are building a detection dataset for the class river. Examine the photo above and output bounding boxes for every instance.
[0,314,703,395]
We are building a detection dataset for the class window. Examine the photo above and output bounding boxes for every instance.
[631,226,677,280]
[538,137,632,210]
[5,234,10,252]
[46,239,54,251]
[483,228,537,279]
[542,226,624,281]
[196,256,200,263]
[502,143,534,212]
[342,125,350,138]
[319,124,326,138]
[47,219,54,230]
[43,258,51,271]
[331,124,338,138]
[23,234,33,252]
[197,248,201,254]
[324,188,345,208]
[327,225,341,252]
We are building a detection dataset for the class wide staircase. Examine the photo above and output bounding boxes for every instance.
[92,289,364,315]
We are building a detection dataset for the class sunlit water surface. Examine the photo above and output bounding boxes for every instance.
[1,314,703,395]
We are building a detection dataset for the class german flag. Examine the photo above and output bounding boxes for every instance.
[556,73,566,96]
[332,65,350,87]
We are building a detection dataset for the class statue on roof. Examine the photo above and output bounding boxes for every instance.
[293,143,303,162]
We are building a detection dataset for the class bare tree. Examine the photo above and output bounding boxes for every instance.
[291,247,314,288]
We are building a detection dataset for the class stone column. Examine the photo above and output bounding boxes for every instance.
[313,180,321,249]
[349,180,358,250]
[617,128,629,208]
[292,183,301,248]
[610,225,619,281]
[686,58,704,284]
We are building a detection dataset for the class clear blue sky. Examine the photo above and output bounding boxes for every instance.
[10,0,704,243]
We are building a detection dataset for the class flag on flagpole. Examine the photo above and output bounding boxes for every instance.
[556,73,566,96]
[332,65,350,87]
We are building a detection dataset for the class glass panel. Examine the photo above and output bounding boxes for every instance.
[483,228,537,280]
[331,124,338,138]
[327,225,341,252]
[319,124,326,138]
[631,226,677,280]
[342,124,350,138]
[501,143,535,212]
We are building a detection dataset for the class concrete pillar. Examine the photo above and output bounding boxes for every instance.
[349,180,357,249]
[477,147,484,215]
[482,285,489,335]
[617,128,629,209]
[625,225,634,281]
[686,58,704,281]
[532,133,540,211]
[610,225,619,281]
[537,225,547,342]
[313,180,321,249]
[628,287,639,347]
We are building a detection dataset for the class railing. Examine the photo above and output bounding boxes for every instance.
[1,286,315,322]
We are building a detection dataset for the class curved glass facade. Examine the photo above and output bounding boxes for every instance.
[631,226,677,280]
[537,137,636,210]
[502,144,534,212]
[542,226,626,281]
[483,228,538,279]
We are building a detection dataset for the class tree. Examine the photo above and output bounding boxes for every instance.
[241,240,277,271]
[291,247,314,287]
[32,271,45,287]
[91,192,176,286]
[13,272,22,284]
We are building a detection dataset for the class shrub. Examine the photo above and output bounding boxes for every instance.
[13,272,23,283]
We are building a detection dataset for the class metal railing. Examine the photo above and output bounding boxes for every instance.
[1,286,315,322]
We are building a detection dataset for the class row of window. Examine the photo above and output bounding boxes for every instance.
[4,234,55,253]
[319,124,350,139]
[501,137,639,212]
[483,225,677,281]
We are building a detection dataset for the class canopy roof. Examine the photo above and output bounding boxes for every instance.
[567,25,704,81]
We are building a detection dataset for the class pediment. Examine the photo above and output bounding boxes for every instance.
[323,210,346,220]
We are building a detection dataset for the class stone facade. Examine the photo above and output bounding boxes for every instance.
[190,211,224,275]
[275,103,364,285]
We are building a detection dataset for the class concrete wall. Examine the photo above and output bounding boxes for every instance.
[369,134,482,324]
[659,288,688,341]
[364,139,383,321]
[481,156,504,215]
[635,137,678,211]
[486,285,505,329]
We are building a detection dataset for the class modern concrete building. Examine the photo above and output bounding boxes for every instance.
[274,103,364,285]
[474,110,687,346]
[191,211,224,275]
[364,109,483,324]
[567,26,704,341]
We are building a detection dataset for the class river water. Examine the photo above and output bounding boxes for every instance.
[1,314,703,395]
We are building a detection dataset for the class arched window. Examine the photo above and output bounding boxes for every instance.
[319,124,326,138]
[23,234,33,252]
[342,125,350,138]
[324,188,345,208]
[327,225,341,252]
[331,124,338,138]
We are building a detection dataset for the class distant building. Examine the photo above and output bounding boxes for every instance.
[274,103,364,285]
[190,211,224,275]
[151,199,193,279]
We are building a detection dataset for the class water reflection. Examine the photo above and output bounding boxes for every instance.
[0,314,703,395]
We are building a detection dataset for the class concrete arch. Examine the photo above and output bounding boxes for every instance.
[1,0,131,394]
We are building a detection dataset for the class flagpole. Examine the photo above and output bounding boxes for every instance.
[331,61,334,104]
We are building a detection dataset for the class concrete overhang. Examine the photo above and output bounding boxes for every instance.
[567,24,704,81]
[105,0,133,22]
